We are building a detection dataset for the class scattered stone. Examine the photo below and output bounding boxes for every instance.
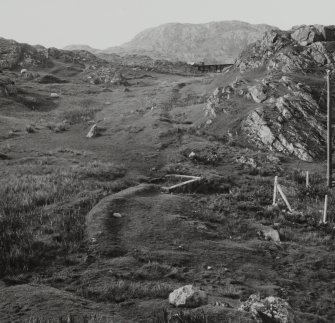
[169,285,208,308]
[86,124,100,138]
[25,124,36,133]
[113,213,122,218]
[189,151,196,159]
[235,156,257,168]
[267,154,280,164]
[20,69,28,74]
[259,226,281,242]
[111,72,129,86]
[50,93,60,98]
[239,294,295,323]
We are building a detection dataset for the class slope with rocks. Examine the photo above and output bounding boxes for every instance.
[102,21,276,63]
[203,25,335,161]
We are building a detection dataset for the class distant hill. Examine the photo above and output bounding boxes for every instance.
[63,44,100,54]
[102,21,277,63]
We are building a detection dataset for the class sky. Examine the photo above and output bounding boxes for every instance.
[1,0,335,49]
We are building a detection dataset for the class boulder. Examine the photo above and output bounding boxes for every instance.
[25,124,36,133]
[239,294,295,323]
[111,72,129,86]
[22,71,40,80]
[259,226,281,242]
[316,25,335,41]
[169,285,208,308]
[50,93,60,98]
[291,25,324,45]
[86,124,100,138]
[235,156,257,168]
[248,85,267,103]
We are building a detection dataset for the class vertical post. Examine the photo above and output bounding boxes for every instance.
[273,176,278,205]
[306,171,309,188]
[323,194,328,224]
[327,70,332,188]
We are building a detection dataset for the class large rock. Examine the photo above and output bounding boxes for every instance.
[169,285,208,308]
[239,294,295,323]
[236,25,335,74]
[260,226,281,242]
[0,37,49,69]
[316,25,335,41]
[111,72,129,86]
[291,25,324,45]
[86,124,100,138]
[248,85,267,103]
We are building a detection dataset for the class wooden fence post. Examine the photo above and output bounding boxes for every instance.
[306,171,309,188]
[277,184,293,213]
[273,176,278,205]
[323,194,328,224]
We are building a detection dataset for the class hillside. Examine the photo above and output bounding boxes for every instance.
[63,44,100,54]
[69,21,276,64]
[2,26,335,323]
[200,24,335,161]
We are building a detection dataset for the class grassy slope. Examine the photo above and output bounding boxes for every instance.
[0,60,335,322]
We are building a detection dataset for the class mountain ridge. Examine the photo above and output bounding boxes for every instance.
[64,20,277,63]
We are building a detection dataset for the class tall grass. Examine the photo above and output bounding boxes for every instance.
[80,280,173,303]
[0,159,127,275]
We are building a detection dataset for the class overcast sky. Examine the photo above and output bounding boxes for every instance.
[1,0,334,49]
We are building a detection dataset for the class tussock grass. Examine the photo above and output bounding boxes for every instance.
[56,98,102,124]
[0,159,127,275]
[25,314,115,323]
[81,280,173,303]
[134,261,178,280]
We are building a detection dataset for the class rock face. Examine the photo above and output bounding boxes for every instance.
[291,25,324,45]
[236,25,335,74]
[248,85,267,103]
[203,25,335,161]
[0,37,49,69]
[169,285,208,308]
[239,294,295,323]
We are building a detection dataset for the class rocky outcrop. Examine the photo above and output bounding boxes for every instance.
[236,25,335,73]
[239,294,295,323]
[0,37,49,69]
[169,285,208,308]
[206,25,335,161]
[111,72,129,86]
[291,25,324,45]
[0,75,17,97]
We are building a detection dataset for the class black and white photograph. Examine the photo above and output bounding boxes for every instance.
[1,0,335,322]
